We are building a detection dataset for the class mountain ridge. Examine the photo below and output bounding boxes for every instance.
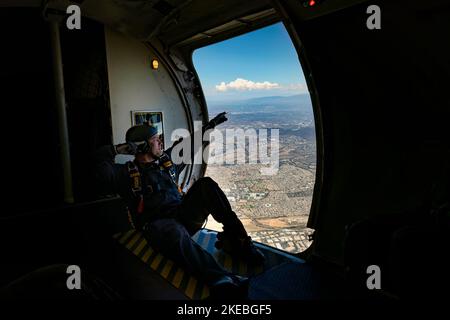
[208,94,312,116]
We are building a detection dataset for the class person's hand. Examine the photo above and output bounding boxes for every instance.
[115,142,138,155]
[208,112,228,129]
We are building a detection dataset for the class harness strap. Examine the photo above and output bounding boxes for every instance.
[159,154,184,195]
[127,208,136,229]
[126,154,183,221]
[127,161,144,215]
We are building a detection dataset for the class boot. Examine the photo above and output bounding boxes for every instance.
[215,231,265,265]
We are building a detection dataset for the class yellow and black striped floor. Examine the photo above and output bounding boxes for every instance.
[113,228,303,300]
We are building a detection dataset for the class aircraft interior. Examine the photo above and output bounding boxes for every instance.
[0,0,448,302]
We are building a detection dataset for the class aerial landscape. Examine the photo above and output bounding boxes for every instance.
[204,94,316,253]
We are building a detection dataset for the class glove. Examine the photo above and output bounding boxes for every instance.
[206,112,228,130]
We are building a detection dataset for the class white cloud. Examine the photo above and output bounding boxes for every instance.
[214,78,308,93]
[215,78,280,92]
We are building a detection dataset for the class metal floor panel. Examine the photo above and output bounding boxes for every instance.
[114,228,304,299]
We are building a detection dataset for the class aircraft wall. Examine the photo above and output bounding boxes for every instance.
[104,28,189,163]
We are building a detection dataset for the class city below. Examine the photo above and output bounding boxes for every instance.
[205,94,316,253]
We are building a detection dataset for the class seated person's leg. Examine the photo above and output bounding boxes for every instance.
[178,177,245,235]
[143,218,230,284]
[178,177,265,265]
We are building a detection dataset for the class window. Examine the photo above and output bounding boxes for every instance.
[193,23,316,253]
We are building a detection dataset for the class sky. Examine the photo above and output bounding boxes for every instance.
[192,22,308,103]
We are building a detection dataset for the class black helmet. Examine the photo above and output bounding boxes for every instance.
[126,124,158,154]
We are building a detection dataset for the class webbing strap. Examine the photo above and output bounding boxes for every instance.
[159,154,184,196]
[127,161,144,214]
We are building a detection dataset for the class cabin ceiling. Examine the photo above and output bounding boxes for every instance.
[2,0,372,50]
[38,0,277,49]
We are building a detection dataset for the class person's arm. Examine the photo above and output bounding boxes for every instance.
[202,112,227,136]
[93,143,135,196]
[165,112,228,175]
[201,111,227,153]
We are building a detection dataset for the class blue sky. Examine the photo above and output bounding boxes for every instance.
[193,22,308,102]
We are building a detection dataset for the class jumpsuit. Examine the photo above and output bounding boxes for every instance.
[94,143,248,285]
